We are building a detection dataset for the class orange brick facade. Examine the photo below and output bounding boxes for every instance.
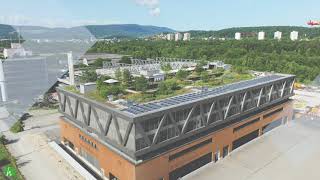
[60,100,293,180]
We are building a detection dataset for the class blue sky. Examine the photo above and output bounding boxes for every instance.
[0,0,319,30]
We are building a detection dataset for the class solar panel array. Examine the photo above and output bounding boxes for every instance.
[123,75,286,115]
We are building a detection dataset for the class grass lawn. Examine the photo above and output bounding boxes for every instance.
[0,143,24,180]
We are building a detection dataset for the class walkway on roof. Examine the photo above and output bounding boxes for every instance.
[183,115,320,180]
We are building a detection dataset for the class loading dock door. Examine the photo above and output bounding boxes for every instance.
[263,118,282,134]
[232,129,259,150]
[169,153,212,180]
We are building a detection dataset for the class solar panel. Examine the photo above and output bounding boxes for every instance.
[122,75,289,115]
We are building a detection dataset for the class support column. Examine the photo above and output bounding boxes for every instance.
[0,59,7,102]
[67,52,75,86]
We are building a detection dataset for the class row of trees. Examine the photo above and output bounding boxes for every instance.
[88,39,320,83]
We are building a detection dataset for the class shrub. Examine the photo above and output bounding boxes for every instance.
[10,120,24,133]
[0,135,7,145]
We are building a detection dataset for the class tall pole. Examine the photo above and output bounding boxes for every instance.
[67,52,75,86]
[0,59,7,102]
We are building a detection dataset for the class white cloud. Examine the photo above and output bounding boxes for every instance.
[134,0,161,16]
[149,7,160,16]
[135,0,159,7]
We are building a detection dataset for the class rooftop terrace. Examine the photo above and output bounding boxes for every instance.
[123,74,293,115]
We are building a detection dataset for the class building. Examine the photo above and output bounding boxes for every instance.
[258,31,265,40]
[207,61,232,70]
[290,31,299,41]
[58,73,295,180]
[3,43,33,59]
[167,34,175,41]
[274,31,282,40]
[235,32,241,40]
[183,33,191,41]
[175,33,183,41]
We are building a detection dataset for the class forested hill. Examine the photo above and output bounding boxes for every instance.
[0,24,175,39]
[89,39,320,83]
[188,26,320,39]
[0,24,16,39]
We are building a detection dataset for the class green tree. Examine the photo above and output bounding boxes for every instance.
[161,63,172,73]
[80,70,97,83]
[176,70,189,80]
[119,56,131,64]
[195,63,204,74]
[158,79,179,95]
[92,58,106,68]
[122,69,132,87]
[135,76,148,92]
[200,71,209,82]
[115,69,122,81]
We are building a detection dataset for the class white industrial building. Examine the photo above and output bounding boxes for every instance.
[290,31,299,41]
[258,31,265,40]
[167,34,175,41]
[175,32,183,41]
[235,32,241,40]
[274,31,282,40]
[183,33,191,41]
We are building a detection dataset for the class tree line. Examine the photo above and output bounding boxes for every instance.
[88,39,320,83]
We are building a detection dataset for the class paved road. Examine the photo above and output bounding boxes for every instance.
[3,109,84,180]
[184,115,320,180]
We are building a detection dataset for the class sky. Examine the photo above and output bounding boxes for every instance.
[0,0,319,30]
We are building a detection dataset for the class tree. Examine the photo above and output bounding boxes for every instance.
[161,63,172,73]
[96,75,111,91]
[122,69,132,87]
[200,71,209,82]
[135,76,148,92]
[80,70,97,83]
[115,69,122,81]
[176,70,189,80]
[195,63,204,74]
[119,56,131,64]
[99,85,124,98]
[92,58,111,68]
[158,79,179,95]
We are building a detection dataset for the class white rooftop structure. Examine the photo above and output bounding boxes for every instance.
[167,34,174,41]
[274,31,282,40]
[183,33,191,41]
[258,31,265,40]
[290,31,299,41]
[104,79,119,84]
[235,32,241,40]
[175,32,183,41]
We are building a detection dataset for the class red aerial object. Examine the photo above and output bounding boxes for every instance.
[307,20,320,26]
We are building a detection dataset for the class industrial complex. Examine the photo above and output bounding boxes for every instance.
[57,65,295,180]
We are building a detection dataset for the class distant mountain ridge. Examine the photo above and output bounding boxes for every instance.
[0,24,175,39]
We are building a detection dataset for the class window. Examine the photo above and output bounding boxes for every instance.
[169,138,212,161]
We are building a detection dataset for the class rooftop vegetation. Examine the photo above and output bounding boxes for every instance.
[68,62,253,104]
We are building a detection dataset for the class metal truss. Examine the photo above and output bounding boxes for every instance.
[57,75,295,159]
[57,88,135,154]
[133,76,295,155]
